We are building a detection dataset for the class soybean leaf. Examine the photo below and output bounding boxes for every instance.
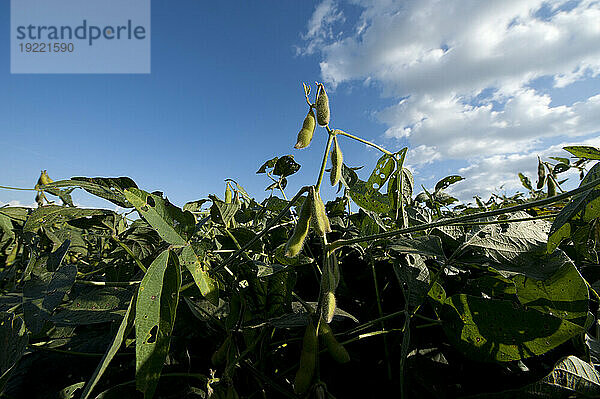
[183,199,209,212]
[257,157,278,174]
[179,245,218,306]
[209,195,240,227]
[393,254,430,307]
[125,188,195,246]
[513,261,588,327]
[469,356,600,398]
[52,287,132,326]
[442,294,583,362]
[57,382,85,399]
[23,263,77,336]
[0,206,30,223]
[23,206,110,233]
[388,236,445,259]
[367,154,396,191]
[564,146,600,160]
[0,313,28,393]
[273,155,301,177]
[135,250,181,398]
[458,213,566,279]
[80,294,136,399]
[44,177,138,208]
[548,163,600,253]
[348,181,391,214]
[434,175,464,193]
[0,214,14,240]
[518,173,532,191]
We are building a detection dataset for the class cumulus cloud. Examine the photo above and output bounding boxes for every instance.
[301,0,600,200]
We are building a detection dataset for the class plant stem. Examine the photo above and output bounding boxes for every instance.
[328,177,600,251]
[315,128,335,192]
[214,186,310,272]
[335,130,393,155]
[0,185,37,191]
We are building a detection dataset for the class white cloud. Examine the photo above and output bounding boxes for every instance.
[301,0,600,200]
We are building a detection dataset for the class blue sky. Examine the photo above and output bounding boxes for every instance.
[1,0,600,209]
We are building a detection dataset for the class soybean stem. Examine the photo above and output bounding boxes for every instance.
[335,130,393,156]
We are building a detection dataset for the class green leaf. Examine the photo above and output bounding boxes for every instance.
[0,206,30,223]
[183,199,209,212]
[348,181,391,214]
[273,155,301,177]
[434,175,464,192]
[548,163,600,253]
[0,313,28,393]
[257,157,278,174]
[44,177,138,208]
[458,213,565,279]
[125,188,195,246]
[80,294,136,399]
[135,250,181,398]
[23,206,111,233]
[393,254,430,307]
[367,154,396,191]
[209,195,240,227]
[513,261,588,327]
[387,236,445,258]
[179,245,218,306]
[469,356,600,398]
[518,173,532,191]
[564,146,600,160]
[442,294,583,362]
[23,263,77,335]
[52,287,132,325]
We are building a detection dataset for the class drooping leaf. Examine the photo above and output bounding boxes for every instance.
[273,155,301,177]
[458,213,566,279]
[209,195,240,227]
[393,254,430,307]
[518,173,532,191]
[44,177,138,208]
[135,250,181,398]
[388,236,445,259]
[80,294,136,399]
[548,163,600,253]
[183,199,209,212]
[0,313,28,392]
[179,245,218,306]
[52,287,132,326]
[125,188,195,246]
[23,206,110,233]
[469,356,600,398]
[256,156,278,174]
[564,146,600,160]
[442,294,584,362]
[23,263,77,335]
[513,261,588,327]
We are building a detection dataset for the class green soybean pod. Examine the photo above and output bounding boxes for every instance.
[295,109,316,149]
[225,183,232,204]
[330,136,343,186]
[321,291,336,324]
[536,157,546,190]
[318,321,350,364]
[285,194,313,257]
[316,84,330,126]
[310,187,331,237]
[294,321,318,395]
